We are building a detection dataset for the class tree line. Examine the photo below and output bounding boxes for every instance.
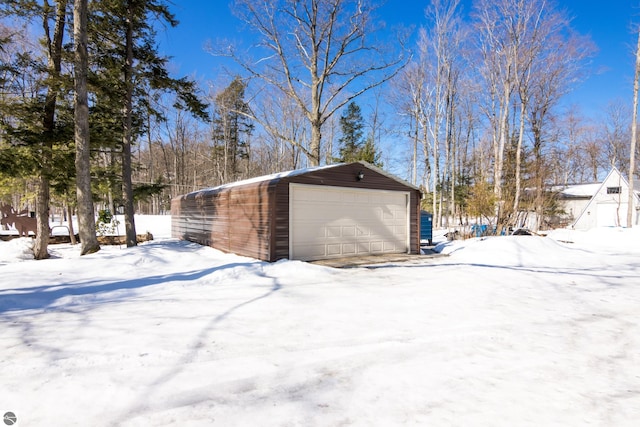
[1,0,208,258]
[1,0,639,260]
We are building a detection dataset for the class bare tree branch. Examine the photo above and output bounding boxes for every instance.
[209,0,408,166]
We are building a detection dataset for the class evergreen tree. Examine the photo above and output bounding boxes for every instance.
[212,77,254,182]
[88,0,209,246]
[359,136,383,167]
[336,102,383,166]
[1,0,209,252]
[337,102,365,163]
[0,0,71,259]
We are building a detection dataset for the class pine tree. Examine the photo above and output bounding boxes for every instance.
[359,136,383,167]
[212,77,254,182]
[0,0,71,259]
[336,102,383,166]
[88,0,209,246]
[337,102,365,163]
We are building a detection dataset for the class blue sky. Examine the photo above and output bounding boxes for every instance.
[159,0,640,119]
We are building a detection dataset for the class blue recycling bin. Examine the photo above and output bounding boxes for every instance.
[420,211,433,245]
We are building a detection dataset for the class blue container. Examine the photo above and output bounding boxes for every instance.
[420,211,433,245]
[471,224,488,237]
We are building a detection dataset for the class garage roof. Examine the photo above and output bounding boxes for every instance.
[188,161,421,195]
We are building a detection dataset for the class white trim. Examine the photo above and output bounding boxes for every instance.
[405,192,411,253]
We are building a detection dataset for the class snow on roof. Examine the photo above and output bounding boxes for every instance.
[188,163,343,195]
[558,183,601,198]
[184,161,420,196]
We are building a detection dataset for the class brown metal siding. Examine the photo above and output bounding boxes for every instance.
[272,182,291,261]
[171,181,275,261]
[226,183,273,259]
[172,162,421,262]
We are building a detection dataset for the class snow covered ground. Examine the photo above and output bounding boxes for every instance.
[1,217,639,426]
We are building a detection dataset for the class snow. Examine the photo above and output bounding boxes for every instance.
[1,217,640,426]
[183,161,419,196]
[557,183,601,198]
[189,163,343,194]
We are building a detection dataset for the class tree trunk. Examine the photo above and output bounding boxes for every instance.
[495,81,510,202]
[629,29,640,228]
[74,0,100,255]
[513,98,526,221]
[122,0,137,247]
[34,0,68,260]
[66,203,77,245]
[412,117,419,186]
[432,136,439,227]
[446,80,456,226]
[309,84,322,167]
[33,178,50,259]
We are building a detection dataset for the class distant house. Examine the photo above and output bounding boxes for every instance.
[558,167,640,230]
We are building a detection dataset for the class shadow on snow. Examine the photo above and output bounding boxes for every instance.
[0,261,260,314]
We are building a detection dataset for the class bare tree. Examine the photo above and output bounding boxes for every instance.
[525,8,593,230]
[601,100,631,174]
[473,0,517,228]
[216,0,407,166]
[473,0,593,230]
[557,105,593,184]
[255,85,309,172]
[629,27,640,227]
[420,0,465,227]
[584,133,605,182]
[391,58,430,189]
[160,110,201,194]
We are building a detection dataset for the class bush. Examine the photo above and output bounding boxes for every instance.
[96,209,120,236]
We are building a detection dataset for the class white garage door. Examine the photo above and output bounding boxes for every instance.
[290,184,409,261]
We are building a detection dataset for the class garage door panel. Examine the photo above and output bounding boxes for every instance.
[357,242,371,253]
[370,241,383,252]
[298,244,327,258]
[290,184,409,260]
[327,244,342,256]
[342,226,356,237]
[327,226,341,238]
[356,226,369,237]
[381,210,394,220]
[342,243,356,255]
[394,225,407,234]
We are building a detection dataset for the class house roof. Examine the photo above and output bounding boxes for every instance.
[558,183,602,198]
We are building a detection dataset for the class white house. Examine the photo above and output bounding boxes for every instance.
[560,167,640,230]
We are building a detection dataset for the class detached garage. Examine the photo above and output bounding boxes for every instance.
[171,161,422,262]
